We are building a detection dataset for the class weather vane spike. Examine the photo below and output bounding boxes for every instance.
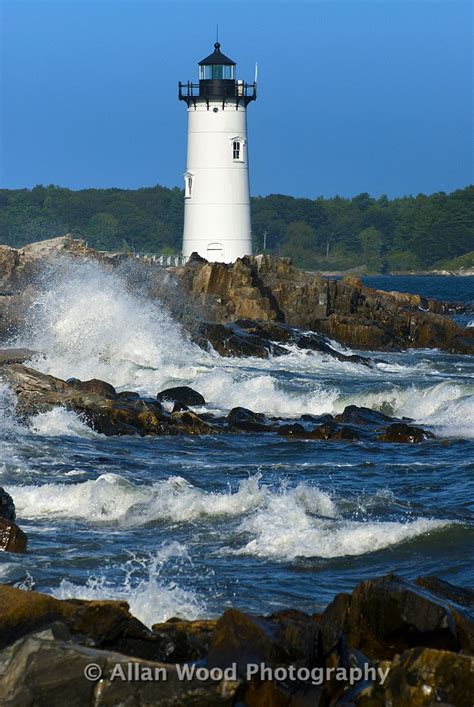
[216,24,219,43]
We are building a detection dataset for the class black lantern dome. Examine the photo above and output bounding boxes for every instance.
[179,42,256,107]
[198,42,236,81]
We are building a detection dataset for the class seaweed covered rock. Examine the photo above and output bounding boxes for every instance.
[227,407,274,433]
[378,423,435,443]
[355,648,474,707]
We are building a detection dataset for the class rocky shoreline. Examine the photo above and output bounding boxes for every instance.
[0,237,472,355]
[0,573,472,705]
[1,358,438,443]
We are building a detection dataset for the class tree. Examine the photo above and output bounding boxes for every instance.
[359,226,383,272]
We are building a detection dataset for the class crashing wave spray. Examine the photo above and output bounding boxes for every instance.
[12,256,205,392]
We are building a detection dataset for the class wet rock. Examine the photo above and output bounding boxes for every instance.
[207,608,319,677]
[0,364,199,437]
[243,680,324,706]
[415,575,474,609]
[175,253,474,354]
[68,377,117,400]
[170,410,215,435]
[280,422,360,441]
[378,422,435,443]
[171,401,188,413]
[360,647,474,707]
[0,519,27,554]
[334,405,393,426]
[310,423,360,441]
[321,574,463,661]
[0,348,36,365]
[116,390,140,401]
[150,618,217,663]
[0,584,169,661]
[196,321,287,358]
[227,407,274,433]
[278,423,307,436]
[319,593,351,662]
[0,488,15,522]
[157,385,206,406]
[0,632,239,706]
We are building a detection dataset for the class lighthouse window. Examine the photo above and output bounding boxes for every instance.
[185,175,193,198]
[233,141,241,160]
[200,65,235,80]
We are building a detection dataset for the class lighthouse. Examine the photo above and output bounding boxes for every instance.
[179,42,256,263]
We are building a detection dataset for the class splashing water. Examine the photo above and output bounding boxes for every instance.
[13,257,202,392]
[52,543,206,626]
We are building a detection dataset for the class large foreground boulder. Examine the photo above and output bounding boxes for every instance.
[353,647,474,706]
[0,631,238,706]
[0,584,167,661]
[320,574,473,661]
[207,608,319,676]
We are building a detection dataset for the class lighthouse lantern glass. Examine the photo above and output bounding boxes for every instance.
[199,65,235,80]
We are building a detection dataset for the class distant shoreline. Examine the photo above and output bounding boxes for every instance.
[319,269,474,278]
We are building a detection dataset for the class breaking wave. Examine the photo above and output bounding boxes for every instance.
[2,255,472,435]
[8,473,452,564]
[52,542,206,626]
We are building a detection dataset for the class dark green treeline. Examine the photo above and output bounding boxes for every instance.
[0,184,472,271]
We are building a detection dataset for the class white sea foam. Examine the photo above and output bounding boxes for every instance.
[234,506,450,561]
[9,473,270,524]
[9,473,451,563]
[2,255,472,435]
[28,407,100,438]
[52,542,206,626]
[14,257,202,392]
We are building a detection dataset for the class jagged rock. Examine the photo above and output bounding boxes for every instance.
[196,321,287,358]
[0,488,15,522]
[244,680,324,706]
[278,423,307,436]
[235,319,374,366]
[150,618,217,663]
[415,575,474,609]
[157,386,206,406]
[0,632,239,706]
[68,378,117,399]
[320,574,470,661]
[355,647,474,707]
[0,519,27,554]
[0,364,208,437]
[175,253,473,354]
[170,410,215,435]
[300,413,334,424]
[0,584,170,661]
[227,407,274,432]
[0,349,35,365]
[279,422,360,441]
[207,608,319,676]
[116,390,140,401]
[378,422,435,443]
[334,405,393,426]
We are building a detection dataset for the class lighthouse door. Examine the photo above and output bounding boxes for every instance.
[206,242,224,262]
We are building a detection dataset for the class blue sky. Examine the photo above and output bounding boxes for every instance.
[1,0,472,197]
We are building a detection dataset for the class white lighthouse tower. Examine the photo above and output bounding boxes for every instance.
[179,42,256,263]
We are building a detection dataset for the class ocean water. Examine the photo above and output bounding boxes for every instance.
[0,261,473,628]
